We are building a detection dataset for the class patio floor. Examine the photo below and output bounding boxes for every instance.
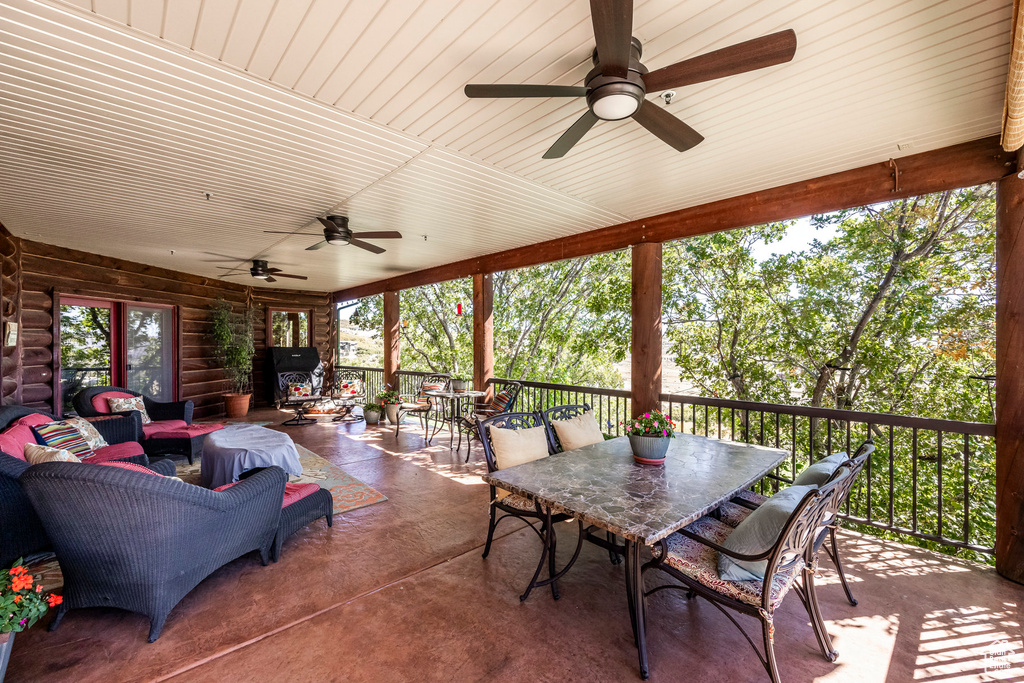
[9,408,1024,682]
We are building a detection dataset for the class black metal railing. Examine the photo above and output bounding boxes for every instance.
[333,366,448,402]
[339,368,996,558]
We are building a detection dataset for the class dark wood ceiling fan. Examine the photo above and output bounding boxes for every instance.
[265,216,402,253]
[217,259,307,283]
[464,0,796,158]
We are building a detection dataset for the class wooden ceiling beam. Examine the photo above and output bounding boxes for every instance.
[334,135,1015,302]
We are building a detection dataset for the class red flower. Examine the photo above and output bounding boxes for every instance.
[47,594,62,607]
[11,574,32,591]
[35,585,42,593]
[13,595,20,603]
[8,566,25,576]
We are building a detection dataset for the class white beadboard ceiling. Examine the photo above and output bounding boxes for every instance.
[0,0,1012,292]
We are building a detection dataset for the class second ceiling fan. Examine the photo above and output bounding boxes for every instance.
[464,0,797,158]
[266,216,402,253]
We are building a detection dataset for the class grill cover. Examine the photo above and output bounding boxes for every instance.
[265,347,324,404]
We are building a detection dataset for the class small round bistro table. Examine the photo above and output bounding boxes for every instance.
[201,424,304,488]
[425,389,487,452]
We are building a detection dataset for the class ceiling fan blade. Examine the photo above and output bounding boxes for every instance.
[305,240,329,251]
[272,273,309,280]
[350,231,402,240]
[265,267,282,273]
[316,216,339,230]
[348,238,386,255]
[632,99,704,152]
[265,276,277,283]
[590,0,633,78]
[643,29,797,92]
[464,84,587,98]
[264,231,321,236]
[543,110,599,159]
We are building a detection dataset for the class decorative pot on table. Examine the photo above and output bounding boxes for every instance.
[0,632,13,682]
[628,434,671,465]
[451,379,469,393]
[384,404,400,424]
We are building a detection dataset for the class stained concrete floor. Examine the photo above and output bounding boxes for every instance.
[8,408,1024,682]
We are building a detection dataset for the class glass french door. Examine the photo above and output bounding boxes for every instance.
[125,305,175,401]
[57,296,177,415]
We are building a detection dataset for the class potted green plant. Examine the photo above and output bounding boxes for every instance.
[2,559,63,682]
[362,402,382,425]
[450,375,470,393]
[210,299,256,418]
[622,410,676,465]
[375,387,403,424]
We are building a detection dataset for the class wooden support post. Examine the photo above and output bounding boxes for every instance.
[996,165,1024,584]
[631,242,662,418]
[383,291,400,390]
[473,273,494,401]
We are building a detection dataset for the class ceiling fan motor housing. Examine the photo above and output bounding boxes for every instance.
[586,37,648,120]
[250,259,270,278]
[324,215,352,245]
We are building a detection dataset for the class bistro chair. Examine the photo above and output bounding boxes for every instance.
[643,468,851,682]
[395,374,449,439]
[541,403,622,566]
[330,369,366,423]
[719,439,876,606]
[458,381,522,459]
[476,411,583,602]
[277,371,324,426]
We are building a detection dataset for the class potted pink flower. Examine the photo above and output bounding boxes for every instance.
[622,411,675,465]
[2,560,63,681]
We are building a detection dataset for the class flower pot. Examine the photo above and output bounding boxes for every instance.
[451,379,469,393]
[628,434,671,465]
[224,393,252,419]
[384,404,400,424]
[364,410,381,425]
[0,632,13,683]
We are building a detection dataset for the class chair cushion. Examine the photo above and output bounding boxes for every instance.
[91,390,136,414]
[552,410,604,451]
[337,379,363,397]
[142,420,189,439]
[719,485,816,581]
[0,414,57,461]
[32,421,94,457]
[282,482,321,508]
[108,395,152,424]
[88,440,146,463]
[288,382,313,399]
[487,388,514,413]
[96,461,161,476]
[655,516,802,612]
[65,416,108,450]
[717,501,755,528]
[417,382,446,404]
[489,425,549,471]
[24,443,81,464]
[793,451,849,486]
[496,493,539,513]
[145,423,223,440]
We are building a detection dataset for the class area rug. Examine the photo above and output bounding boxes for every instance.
[176,444,387,516]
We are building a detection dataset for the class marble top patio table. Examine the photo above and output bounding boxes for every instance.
[483,433,789,680]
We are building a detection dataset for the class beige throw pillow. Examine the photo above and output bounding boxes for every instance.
[552,410,604,451]
[65,416,109,450]
[487,424,550,501]
[107,396,152,424]
[24,443,82,465]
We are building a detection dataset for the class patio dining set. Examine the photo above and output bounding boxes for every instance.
[475,405,874,682]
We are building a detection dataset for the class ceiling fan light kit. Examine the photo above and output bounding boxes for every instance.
[463,0,796,158]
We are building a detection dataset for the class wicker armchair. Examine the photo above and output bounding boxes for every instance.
[719,440,876,606]
[22,463,287,642]
[643,469,851,682]
[477,411,583,602]
[73,386,194,424]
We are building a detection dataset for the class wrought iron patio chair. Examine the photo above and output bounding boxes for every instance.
[278,371,324,426]
[477,411,583,602]
[722,439,876,606]
[330,369,366,423]
[540,403,623,566]
[395,374,449,439]
[643,468,851,682]
[457,381,522,459]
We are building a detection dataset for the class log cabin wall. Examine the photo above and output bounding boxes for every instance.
[0,226,335,420]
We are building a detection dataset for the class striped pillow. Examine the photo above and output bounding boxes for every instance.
[32,421,94,457]
[417,382,445,404]
[487,389,514,413]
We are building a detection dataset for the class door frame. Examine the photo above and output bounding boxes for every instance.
[52,290,180,417]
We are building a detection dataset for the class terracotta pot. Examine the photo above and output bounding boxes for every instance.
[385,404,400,424]
[628,434,671,465]
[223,393,252,419]
[0,631,13,683]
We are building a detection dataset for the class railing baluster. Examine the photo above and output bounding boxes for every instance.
[912,427,918,533]
[937,431,944,540]
[888,425,894,528]
[963,433,971,545]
